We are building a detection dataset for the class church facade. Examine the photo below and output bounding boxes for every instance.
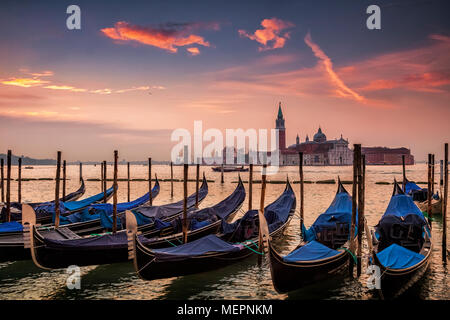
[276,103,353,166]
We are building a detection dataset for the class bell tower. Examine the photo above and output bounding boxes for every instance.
[275,102,286,151]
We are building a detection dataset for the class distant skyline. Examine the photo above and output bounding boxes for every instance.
[1,0,449,162]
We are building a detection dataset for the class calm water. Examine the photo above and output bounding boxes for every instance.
[0,164,448,300]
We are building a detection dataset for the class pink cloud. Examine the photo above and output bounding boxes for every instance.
[101,21,218,53]
[304,32,366,103]
[238,18,294,51]
[187,47,200,56]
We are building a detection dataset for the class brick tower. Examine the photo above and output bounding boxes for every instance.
[275,102,286,151]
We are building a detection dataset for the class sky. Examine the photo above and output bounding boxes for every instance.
[0,0,449,162]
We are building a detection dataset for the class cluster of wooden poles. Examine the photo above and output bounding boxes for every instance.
[0,143,448,262]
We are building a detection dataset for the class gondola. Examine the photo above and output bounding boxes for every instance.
[129,179,296,281]
[404,178,442,215]
[0,179,160,263]
[0,178,87,223]
[0,183,114,234]
[27,176,218,268]
[211,165,249,172]
[368,181,432,299]
[259,178,353,293]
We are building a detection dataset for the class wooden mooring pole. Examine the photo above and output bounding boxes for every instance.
[442,143,448,262]
[6,150,11,222]
[221,164,224,184]
[357,152,365,277]
[170,162,174,198]
[431,154,435,195]
[299,152,304,239]
[103,160,107,203]
[54,151,61,228]
[79,162,83,182]
[440,160,444,187]
[182,163,188,244]
[349,144,360,277]
[195,161,200,208]
[100,161,104,193]
[427,154,433,227]
[112,150,118,234]
[18,157,22,203]
[248,164,253,211]
[258,164,267,266]
[62,160,66,200]
[0,158,4,203]
[148,158,152,206]
[127,162,130,202]
[402,155,406,192]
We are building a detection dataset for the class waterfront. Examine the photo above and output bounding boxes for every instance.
[0,163,448,300]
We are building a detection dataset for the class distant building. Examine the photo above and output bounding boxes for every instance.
[276,103,353,166]
[362,147,414,165]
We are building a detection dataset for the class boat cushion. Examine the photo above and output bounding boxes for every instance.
[376,243,425,269]
[283,240,341,263]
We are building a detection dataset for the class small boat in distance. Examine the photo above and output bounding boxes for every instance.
[211,165,249,172]
[24,166,34,169]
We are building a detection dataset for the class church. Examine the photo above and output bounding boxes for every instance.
[276,103,353,166]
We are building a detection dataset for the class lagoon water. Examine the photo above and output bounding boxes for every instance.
[0,164,448,300]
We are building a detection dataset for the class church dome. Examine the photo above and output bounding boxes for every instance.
[313,127,327,143]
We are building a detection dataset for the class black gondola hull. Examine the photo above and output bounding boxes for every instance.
[268,243,350,293]
[134,216,292,281]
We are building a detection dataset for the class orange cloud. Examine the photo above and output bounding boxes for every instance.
[101,21,216,53]
[238,18,294,51]
[187,47,200,56]
[44,85,87,92]
[1,77,50,87]
[304,32,366,103]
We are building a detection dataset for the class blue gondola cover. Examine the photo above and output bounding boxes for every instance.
[151,234,240,262]
[376,243,425,269]
[0,221,24,233]
[283,240,341,262]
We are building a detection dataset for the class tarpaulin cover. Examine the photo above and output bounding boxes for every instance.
[405,181,422,195]
[264,184,296,233]
[63,186,114,211]
[221,183,295,241]
[283,240,341,262]
[381,194,425,221]
[56,181,160,227]
[1,180,86,222]
[376,243,425,269]
[134,178,208,220]
[98,182,160,229]
[303,188,355,242]
[169,181,245,232]
[43,230,128,250]
[36,186,113,222]
[151,234,240,262]
[0,221,24,233]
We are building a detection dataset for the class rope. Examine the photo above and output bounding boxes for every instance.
[234,240,264,255]
[340,247,358,264]
[164,239,178,247]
